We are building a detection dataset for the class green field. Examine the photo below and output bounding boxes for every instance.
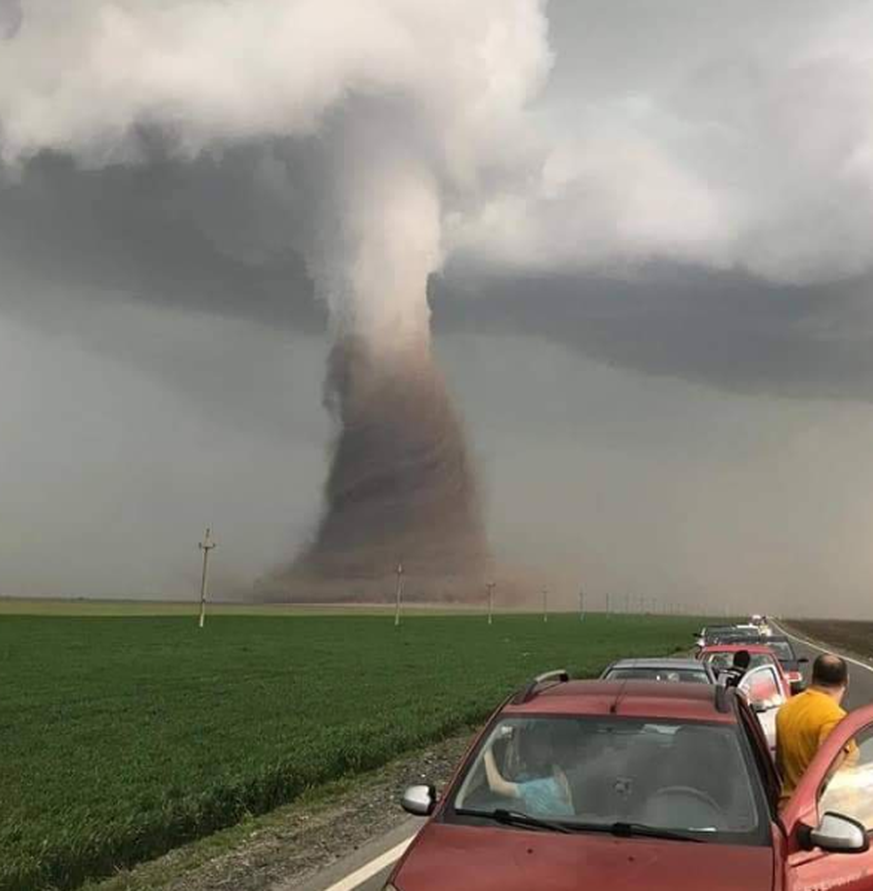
[2,611,702,891]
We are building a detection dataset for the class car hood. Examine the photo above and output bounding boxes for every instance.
[393,823,773,891]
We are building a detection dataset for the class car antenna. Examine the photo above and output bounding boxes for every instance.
[610,679,629,714]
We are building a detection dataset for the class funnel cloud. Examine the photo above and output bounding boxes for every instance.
[258,338,488,601]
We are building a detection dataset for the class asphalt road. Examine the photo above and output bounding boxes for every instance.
[302,622,873,891]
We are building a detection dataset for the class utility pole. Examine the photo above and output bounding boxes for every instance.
[542,587,548,623]
[486,581,495,625]
[198,526,216,629]
[606,592,611,616]
[579,586,585,622]
[394,562,404,627]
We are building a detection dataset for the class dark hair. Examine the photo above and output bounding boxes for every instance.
[812,654,848,688]
[733,650,751,670]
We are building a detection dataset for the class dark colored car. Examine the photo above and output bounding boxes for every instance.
[760,635,809,694]
[695,625,764,650]
[387,671,873,891]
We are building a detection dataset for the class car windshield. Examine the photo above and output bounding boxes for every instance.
[704,652,775,671]
[605,667,710,684]
[766,640,794,661]
[450,716,766,844]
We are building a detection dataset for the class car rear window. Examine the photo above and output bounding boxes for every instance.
[604,667,710,684]
[766,640,794,661]
[704,652,775,671]
[448,715,769,845]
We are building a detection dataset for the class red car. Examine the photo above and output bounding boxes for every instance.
[387,672,873,891]
[698,644,793,700]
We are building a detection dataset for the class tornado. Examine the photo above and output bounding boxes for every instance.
[0,1,553,604]
[272,336,488,600]
[250,116,494,602]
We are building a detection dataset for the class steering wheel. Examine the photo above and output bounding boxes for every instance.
[645,785,726,820]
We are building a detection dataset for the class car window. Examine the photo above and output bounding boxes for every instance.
[606,668,710,684]
[450,716,767,844]
[738,666,785,709]
[705,653,774,671]
[766,641,794,661]
[818,727,873,831]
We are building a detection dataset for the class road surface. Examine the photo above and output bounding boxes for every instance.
[298,621,873,891]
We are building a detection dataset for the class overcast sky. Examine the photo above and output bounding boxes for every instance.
[3,0,873,617]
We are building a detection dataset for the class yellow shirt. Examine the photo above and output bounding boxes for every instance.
[776,688,847,807]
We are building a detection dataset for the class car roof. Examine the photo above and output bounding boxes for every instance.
[502,679,736,723]
[700,644,777,654]
[606,657,708,670]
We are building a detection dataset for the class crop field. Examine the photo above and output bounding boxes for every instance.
[788,619,873,661]
[2,610,703,891]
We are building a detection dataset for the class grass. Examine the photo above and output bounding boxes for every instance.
[1,611,703,891]
[786,619,873,662]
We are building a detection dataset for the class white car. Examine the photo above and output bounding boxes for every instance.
[733,663,787,757]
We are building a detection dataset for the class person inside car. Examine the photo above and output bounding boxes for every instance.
[483,722,573,816]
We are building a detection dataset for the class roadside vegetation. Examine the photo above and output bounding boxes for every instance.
[2,611,702,891]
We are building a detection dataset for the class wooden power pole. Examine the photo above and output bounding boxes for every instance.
[394,562,404,627]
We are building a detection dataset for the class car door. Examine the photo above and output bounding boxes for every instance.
[738,664,786,755]
[782,704,873,891]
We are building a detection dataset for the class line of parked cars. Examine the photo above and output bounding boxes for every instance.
[385,616,873,891]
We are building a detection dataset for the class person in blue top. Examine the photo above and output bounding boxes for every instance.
[483,723,574,817]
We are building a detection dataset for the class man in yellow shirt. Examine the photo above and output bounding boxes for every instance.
[776,653,851,808]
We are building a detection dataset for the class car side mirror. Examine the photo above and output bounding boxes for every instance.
[401,784,437,816]
[808,812,870,854]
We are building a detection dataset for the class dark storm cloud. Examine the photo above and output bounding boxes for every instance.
[4,0,873,403]
[0,150,324,334]
[433,264,873,404]
[5,150,873,404]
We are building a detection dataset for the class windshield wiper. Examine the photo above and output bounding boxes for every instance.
[606,822,706,843]
[455,807,573,834]
[455,810,707,841]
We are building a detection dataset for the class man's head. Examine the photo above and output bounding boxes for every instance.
[811,653,849,703]
[733,650,751,671]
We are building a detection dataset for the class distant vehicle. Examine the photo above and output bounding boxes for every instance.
[600,657,716,685]
[701,627,765,648]
[749,615,773,636]
[392,672,873,891]
[694,624,758,649]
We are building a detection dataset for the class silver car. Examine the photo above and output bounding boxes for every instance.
[600,657,716,684]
